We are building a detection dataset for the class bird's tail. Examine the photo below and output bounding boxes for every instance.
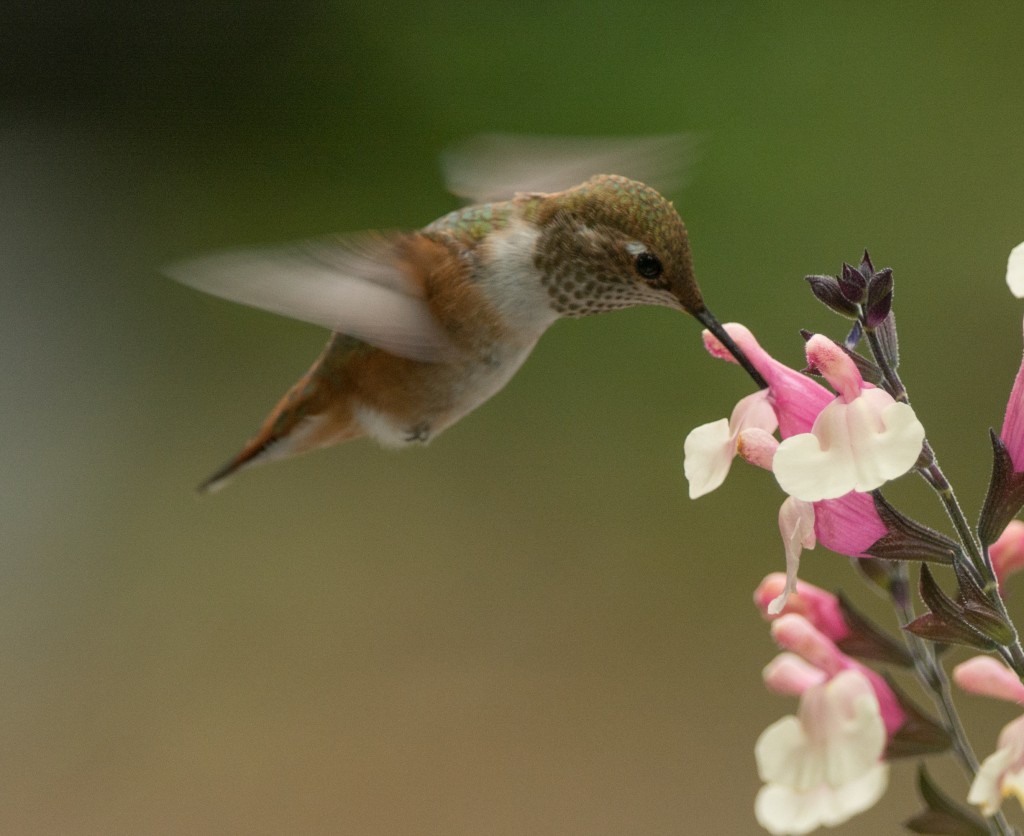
[198,367,360,494]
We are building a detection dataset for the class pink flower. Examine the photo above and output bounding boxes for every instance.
[755,620,895,835]
[698,326,889,554]
[754,574,851,643]
[953,656,1024,816]
[812,491,888,558]
[691,326,890,611]
[756,450,887,614]
[997,315,1024,472]
[702,324,832,438]
[769,614,905,737]
[991,521,1024,588]
[772,335,926,502]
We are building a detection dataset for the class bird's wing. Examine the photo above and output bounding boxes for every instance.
[441,132,700,203]
[165,232,453,363]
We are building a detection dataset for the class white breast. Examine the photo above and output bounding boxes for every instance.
[476,218,560,339]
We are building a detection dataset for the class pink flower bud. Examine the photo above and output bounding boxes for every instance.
[770,614,847,675]
[754,574,851,643]
[762,652,828,696]
[991,520,1024,587]
[770,614,905,737]
[1000,315,1024,473]
[953,656,1024,704]
[805,333,864,403]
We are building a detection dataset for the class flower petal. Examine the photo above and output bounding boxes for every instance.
[992,520,1024,586]
[683,418,733,499]
[1008,241,1024,298]
[683,391,777,498]
[805,334,864,404]
[969,714,1024,816]
[812,491,887,558]
[702,323,833,437]
[769,498,817,614]
[773,392,925,501]
[1002,321,1024,473]
[763,652,829,697]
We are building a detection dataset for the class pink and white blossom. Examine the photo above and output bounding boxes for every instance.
[969,715,1024,817]
[772,335,925,502]
[691,326,891,611]
[701,324,833,438]
[769,615,905,736]
[755,668,889,835]
[952,656,1024,815]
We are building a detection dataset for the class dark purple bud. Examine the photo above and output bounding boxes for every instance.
[904,765,990,835]
[978,429,1024,547]
[838,261,868,302]
[884,677,951,758]
[805,274,860,318]
[863,492,956,564]
[864,267,894,328]
[859,249,876,279]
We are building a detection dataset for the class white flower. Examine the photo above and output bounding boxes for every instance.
[1008,241,1024,298]
[969,714,1024,816]
[772,335,925,502]
[755,669,889,835]
[684,390,777,498]
[954,656,1024,816]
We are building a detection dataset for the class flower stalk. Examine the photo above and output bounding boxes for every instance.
[685,246,1024,833]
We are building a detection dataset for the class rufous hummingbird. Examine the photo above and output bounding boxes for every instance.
[168,135,766,492]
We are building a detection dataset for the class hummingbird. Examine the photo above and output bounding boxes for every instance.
[168,134,766,492]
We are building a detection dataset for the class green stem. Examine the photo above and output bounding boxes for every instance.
[864,324,1024,675]
[891,564,1018,836]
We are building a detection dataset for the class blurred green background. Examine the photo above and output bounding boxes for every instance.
[5,2,1024,833]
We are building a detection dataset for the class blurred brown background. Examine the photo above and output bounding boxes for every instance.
[4,2,1024,833]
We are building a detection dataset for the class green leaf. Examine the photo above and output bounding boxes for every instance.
[903,765,989,835]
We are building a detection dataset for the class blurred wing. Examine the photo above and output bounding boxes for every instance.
[165,233,453,363]
[441,132,700,203]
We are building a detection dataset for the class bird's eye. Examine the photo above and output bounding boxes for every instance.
[634,251,664,281]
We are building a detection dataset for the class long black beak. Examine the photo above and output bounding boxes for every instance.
[695,308,768,390]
